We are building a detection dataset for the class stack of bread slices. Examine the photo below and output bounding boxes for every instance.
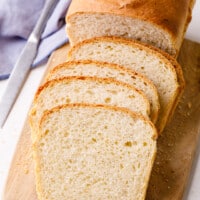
[29,0,194,199]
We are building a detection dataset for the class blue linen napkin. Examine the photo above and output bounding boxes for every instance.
[0,0,71,80]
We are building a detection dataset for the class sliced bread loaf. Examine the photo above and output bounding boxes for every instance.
[29,76,150,138]
[47,60,159,123]
[66,0,195,56]
[33,104,157,200]
[67,37,185,133]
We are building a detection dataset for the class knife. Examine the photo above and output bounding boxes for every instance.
[0,0,59,128]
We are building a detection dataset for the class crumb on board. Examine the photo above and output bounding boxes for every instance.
[187,102,192,109]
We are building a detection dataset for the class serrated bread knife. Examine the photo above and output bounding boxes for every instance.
[0,0,59,128]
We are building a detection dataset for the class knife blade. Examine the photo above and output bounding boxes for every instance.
[0,0,59,128]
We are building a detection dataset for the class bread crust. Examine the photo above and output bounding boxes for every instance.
[155,49,185,123]
[66,0,195,56]
[138,38,185,123]
[132,37,185,123]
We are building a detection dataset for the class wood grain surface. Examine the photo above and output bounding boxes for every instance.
[3,39,200,200]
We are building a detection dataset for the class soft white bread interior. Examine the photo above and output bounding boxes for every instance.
[66,0,195,56]
[33,104,157,200]
[29,76,150,138]
[67,37,184,133]
[47,60,159,123]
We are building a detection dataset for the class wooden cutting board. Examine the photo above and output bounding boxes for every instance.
[3,39,200,200]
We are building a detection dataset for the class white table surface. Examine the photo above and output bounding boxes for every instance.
[0,1,200,199]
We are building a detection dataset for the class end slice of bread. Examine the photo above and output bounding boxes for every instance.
[47,60,159,123]
[29,76,150,140]
[33,104,157,200]
[67,37,185,133]
[66,0,195,56]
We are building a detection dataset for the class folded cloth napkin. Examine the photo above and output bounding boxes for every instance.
[0,0,71,80]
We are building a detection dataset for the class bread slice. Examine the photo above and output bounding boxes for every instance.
[67,37,185,133]
[66,0,195,56]
[47,60,159,123]
[33,103,157,200]
[29,76,150,138]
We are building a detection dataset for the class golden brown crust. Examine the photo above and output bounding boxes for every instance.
[177,0,196,56]
[131,37,185,129]
[144,41,185,123]
[67,0,194,56]
[137,38,186,124]
[142,145,157,199]
[32,148,43,200]
[162,56,185,123]
[38,103,158,140]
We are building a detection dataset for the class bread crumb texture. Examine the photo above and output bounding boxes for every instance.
[35,105,156,200]
[31,76,150,133]
[47,60,159,123]
[68,37,181,133]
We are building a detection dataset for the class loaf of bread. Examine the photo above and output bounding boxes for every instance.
[66,0,195,56]
[47,60,159,123]
[67,37,185,133]
[29,76,150,139]
[33,104,157,200]
[30,1,193,199]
